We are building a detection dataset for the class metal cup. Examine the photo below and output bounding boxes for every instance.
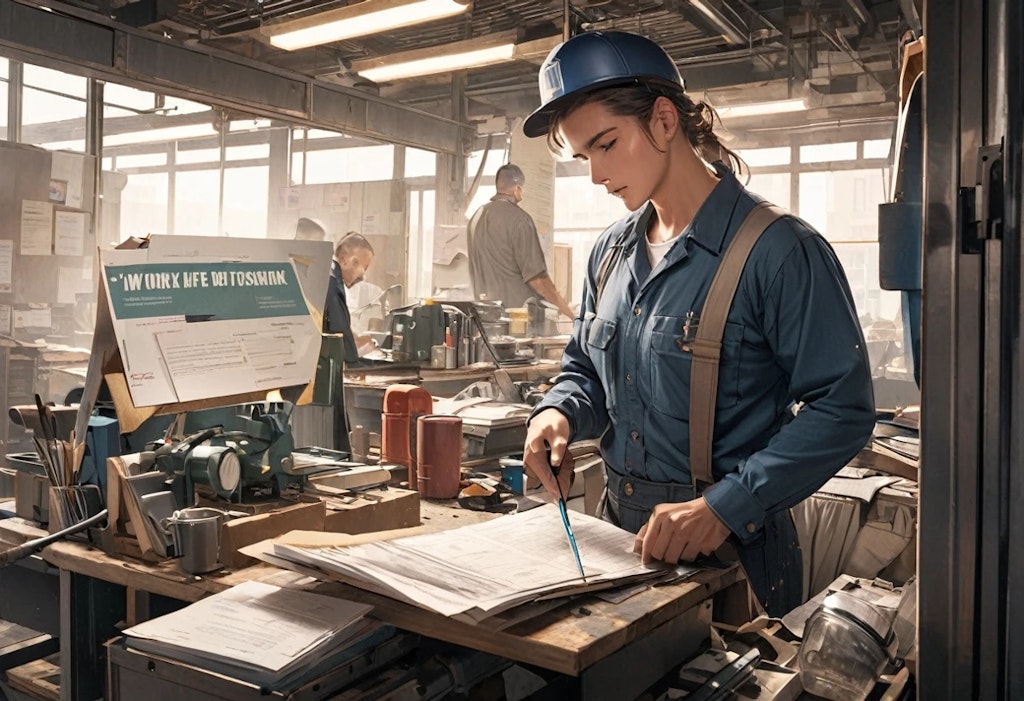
[164,507,227,574]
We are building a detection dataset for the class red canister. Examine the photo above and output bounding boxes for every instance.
[416,415,463,499]
[381,384,433,485]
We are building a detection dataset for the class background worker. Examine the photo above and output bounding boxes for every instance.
[467,163,575,320]
[324,232,375,364]
[520,30,875,616]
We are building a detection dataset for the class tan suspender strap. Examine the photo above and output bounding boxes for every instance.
[689,202,785,486]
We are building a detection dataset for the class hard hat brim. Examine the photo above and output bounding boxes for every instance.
[523,76,640,138]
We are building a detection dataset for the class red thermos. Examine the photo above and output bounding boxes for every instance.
[416,415,463,499]
[381,384,433,486]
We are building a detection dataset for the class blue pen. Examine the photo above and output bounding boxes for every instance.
[548,447,586,582]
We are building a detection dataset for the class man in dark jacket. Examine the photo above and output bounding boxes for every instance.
[324,232,374,364]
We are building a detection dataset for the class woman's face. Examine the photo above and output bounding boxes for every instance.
[557,99,668,212]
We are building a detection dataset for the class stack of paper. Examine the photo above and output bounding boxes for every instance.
[122,580,375,689]
[266,504,669,624]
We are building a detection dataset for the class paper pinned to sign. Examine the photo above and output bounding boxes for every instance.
[54,211,87,257]
[0,239,12,293]
[433,224,467,265]
[20,200,53,256]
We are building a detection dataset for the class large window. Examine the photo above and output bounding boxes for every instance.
[548,132,916,406]
[120,172,169,239]
[224,166,269,238]
[408,189,436,299]
[101,86,275,239]
[800,168,895,321]
[405,147,436,178]
[22,66,87,151]
[174,169,220,236]
[293,141,394,184]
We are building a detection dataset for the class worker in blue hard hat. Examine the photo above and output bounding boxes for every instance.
[521,30,875,615]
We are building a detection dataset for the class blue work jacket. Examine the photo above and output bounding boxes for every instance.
[536,171,875,544]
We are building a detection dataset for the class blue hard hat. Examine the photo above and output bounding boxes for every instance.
[523,30,684,138]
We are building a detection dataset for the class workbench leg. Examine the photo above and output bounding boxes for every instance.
[125,586,150,627]
[59,570,126,701]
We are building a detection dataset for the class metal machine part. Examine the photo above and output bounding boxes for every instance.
[153,404,345,504]
[181,445,241,499]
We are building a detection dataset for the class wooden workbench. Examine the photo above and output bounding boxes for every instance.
[9,501,745,701]
[346,358,560,399]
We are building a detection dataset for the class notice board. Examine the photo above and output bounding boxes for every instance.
[0,141,95,339]
[81,235,333,435]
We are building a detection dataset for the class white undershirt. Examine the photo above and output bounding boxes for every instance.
[646,233,682,268]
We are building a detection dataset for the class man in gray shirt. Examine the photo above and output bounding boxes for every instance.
[467,164,574,320]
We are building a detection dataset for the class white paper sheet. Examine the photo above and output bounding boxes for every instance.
[123,580,372,673]
[14,307,51,329]
[51,151,85,209]
[0,239,12,293]
[20,200,53,256]
[154,317,317,403]
[54,210,87,256]
[324,182,351,209]
[272,504,668,623]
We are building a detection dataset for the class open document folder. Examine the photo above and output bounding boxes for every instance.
[265,504,670,625]
[121,581,374,689]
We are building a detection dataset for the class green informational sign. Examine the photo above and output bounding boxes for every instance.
[104,262,308,321]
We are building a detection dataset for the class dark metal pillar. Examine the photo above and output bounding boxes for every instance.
[1002,0,1024,697]
[920,0,1022,697]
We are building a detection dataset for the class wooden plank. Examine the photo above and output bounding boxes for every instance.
[42,540,280,602]
[0,515,48,545]
[0,620,58,672]
[305,566,741,676]
[6,654,60,701]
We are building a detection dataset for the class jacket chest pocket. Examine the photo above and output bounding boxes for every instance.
[650,316,744,418]
[585,316,619,409]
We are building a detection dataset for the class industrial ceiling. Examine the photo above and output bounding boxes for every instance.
[1,0,920,146]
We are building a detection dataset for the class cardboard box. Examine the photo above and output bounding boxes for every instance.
[321,488,420,535]
[219,500,326,570]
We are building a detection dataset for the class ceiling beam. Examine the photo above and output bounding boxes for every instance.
[0,0,471,154]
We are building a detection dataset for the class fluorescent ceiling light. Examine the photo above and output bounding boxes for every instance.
[716,98,807,119]
[263,0,470,51]
[355,45,513,82]
[351,31,552,83]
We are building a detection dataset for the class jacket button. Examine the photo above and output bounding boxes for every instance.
[626,373,633,382]
[745,522,757,534]
[633,306,642,316]
[630,431,639,440]
[624,482,634,497]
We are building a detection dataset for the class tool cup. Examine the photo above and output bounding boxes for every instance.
[162,507,227,574]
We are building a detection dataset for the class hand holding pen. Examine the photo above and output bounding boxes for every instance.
[522,408,575,497]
